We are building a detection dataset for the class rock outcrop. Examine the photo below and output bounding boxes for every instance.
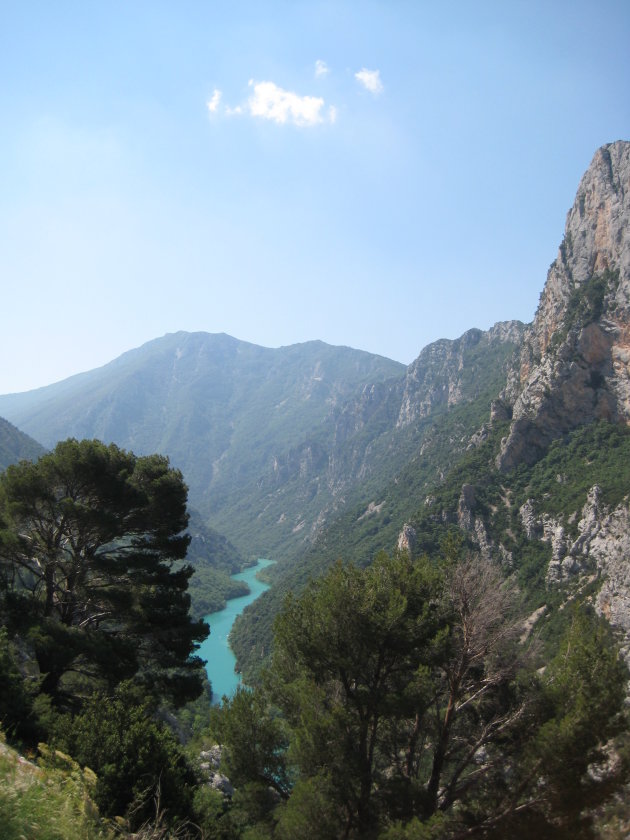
[199,746,235,798]
[517,484,630,665]
[594,504,630,663]
[397,523,417,554]
[497,141,630,470]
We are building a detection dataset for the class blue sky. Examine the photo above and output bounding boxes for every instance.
[1,1,629,393]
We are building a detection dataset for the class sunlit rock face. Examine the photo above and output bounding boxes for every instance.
[497,141,630,471]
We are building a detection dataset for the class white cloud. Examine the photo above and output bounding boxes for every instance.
[315,59,329,78]
[355,68,383,95]
[328,105,337,124]
[206,89,222,113]
[247,80,330,127]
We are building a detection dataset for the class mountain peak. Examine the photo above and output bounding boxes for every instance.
[497,141,630,470]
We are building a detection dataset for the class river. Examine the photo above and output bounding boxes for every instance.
[198,558,274,704]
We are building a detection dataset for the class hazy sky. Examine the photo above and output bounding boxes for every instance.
[1,1,629,394]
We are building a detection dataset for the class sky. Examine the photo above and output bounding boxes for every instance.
[1,1,629,394]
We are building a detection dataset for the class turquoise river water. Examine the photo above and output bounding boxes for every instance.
[198,558,274,704]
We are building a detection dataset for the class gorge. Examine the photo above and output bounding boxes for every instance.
[1,141,630,838]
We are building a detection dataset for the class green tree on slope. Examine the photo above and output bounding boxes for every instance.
[270,551,531,836]
[213,552,629,838]
[0,438,208,709]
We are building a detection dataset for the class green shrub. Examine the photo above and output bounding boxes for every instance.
[54,683,196,830]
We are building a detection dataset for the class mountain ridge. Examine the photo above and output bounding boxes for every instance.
[0,333,406,557]
[2,322,523,564]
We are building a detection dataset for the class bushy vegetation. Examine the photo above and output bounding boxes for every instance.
[0,440,212,833]
[208,551,630,838]
[0,740,107,840]
[52,683,197,824]
[1,422,629,837]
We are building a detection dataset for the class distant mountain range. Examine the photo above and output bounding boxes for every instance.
[0,334,405,560]
[0,322,525,564]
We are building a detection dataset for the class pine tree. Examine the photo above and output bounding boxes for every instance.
[0,438,208,708]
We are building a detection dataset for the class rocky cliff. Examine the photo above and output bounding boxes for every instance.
[398,321,524,429]
[394,143,630,668]
[514,483,630,665]
[492,142,630,663]
[245,320,523,557]
[497,141,630,470]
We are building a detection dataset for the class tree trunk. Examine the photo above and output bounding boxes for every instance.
[44,563,55,617]
[426,690,456,815]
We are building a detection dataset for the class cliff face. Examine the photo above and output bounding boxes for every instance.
[411,144,630,668]
[498,141,630,470]
[397,322,524,429]
[244,320,523,560]
[515,485,630,666]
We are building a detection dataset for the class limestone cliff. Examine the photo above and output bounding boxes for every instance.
[497,141,630,470]
[397,322,524,429]
[513,485,630,665]
[329,320,523,494]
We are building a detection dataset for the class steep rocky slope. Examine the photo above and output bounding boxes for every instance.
[417,141,630,665]
[232,142,630,681]
[215,320,524,560]
[490,141,630,661]
[397,321,524,429]
[230,325,525,678]
[498,140,630,470]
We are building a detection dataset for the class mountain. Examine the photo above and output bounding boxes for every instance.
[0,416,45,470]
[2,142,628,695]
[232,141,630,681]
[210,319,524,561]
[0,334,404,558]
[0,325,524,564]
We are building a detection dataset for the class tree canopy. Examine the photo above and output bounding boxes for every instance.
[211,550,629,839]
[0,438,208,709]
